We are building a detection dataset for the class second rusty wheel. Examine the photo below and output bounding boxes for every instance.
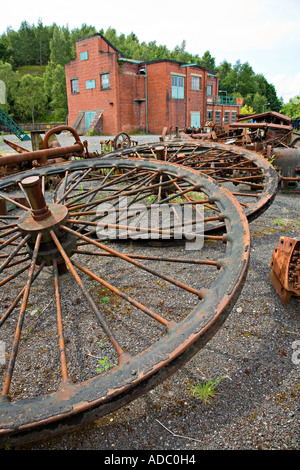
[0,157,250,445]
[106,140,278,231]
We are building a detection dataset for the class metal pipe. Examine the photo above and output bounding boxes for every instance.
[0,142,84,167]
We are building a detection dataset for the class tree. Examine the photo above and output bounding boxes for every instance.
[34,19,52,66]
[217,60,232,88]
[240,104,254,115]
[50,26,70,66]
[251,92,268,113]
[0,38,13,63]
[49,64,67,121]
[15,74,47,124]
[199,51,216,71]
[11,21,37,67]
[221,66,239,94]
[0,61,19,116]
[256,74,282,112]
[280,95,300,119]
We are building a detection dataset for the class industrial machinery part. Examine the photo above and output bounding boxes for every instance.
[106,140,278,231]
[0,158,250,445]
[0,126,100,177]
[113,132,133,150]
[270,237,300,303]
[272,147,300,191]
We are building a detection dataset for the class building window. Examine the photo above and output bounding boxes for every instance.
[191,75,201,91]
[231,111,236,123]
[215,110,221,124]
[80,51,88,61]
[100,73,110,90]
[71,79,79,94]
[224,111,230,124]
[207,110,213,122]
[172,75,184,99]
[207,84,213,96]
[86,79,96,90]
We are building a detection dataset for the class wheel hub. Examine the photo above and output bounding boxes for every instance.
[17,176,76,267]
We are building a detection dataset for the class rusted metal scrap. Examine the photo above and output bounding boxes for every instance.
[270,236,300,303]
[99,132,137,153]
[272,147,300,191]
[0,125,101,177]
[179,111,300,189]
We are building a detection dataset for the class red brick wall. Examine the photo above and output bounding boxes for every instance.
[146,62,168,134]
[65,35,120,134]
[119,62,146,133]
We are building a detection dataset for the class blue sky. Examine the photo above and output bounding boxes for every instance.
[1,0,299,103]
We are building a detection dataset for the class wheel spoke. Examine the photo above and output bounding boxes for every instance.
[52,259,69,382]
[1,232,42,398]
[60,225,203,297]
[0,234,30,273]
[50,229,125,361]
[73,260,169,327]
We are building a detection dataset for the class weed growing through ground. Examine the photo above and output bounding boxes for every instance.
[188,375,227,406]
[95,341,114,374]
[273,217,286,226]
[96,356,113,374]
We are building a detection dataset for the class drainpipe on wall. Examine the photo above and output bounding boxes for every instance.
[145,64,148,133]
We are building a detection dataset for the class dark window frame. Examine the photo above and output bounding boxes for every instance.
[71,78,79,94]
[100,72,110,90]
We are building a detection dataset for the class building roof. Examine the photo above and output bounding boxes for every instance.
[76,33,218,75]
[75,33,125,57]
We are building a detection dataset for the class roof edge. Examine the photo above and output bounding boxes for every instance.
[76,33,125,57]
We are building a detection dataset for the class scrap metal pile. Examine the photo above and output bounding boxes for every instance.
[179,111,300,191]
[0,124,298,446]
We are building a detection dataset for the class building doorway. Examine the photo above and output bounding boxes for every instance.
[191,112,201,128]
[85,111,96,132]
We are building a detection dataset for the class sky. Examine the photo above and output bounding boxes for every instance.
[1,0,299,103]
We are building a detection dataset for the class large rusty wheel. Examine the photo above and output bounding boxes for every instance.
[0,158,250,446]
[107,140,278,230]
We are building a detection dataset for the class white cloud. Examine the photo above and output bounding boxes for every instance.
[272,73,300,103]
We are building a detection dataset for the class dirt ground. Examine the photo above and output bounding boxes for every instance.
[0,133,299,451]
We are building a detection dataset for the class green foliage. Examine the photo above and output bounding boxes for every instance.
[49,64,67,121]
[50,26,70,67]
[14,74,47,123]
[280,95,300,119]
[188,375,227,406]
[217,60,282,113]
[240,104,254,115]
[0,61,19,116]
[96,356,113,374]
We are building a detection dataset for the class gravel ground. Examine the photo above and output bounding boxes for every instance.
[0,133,299,451]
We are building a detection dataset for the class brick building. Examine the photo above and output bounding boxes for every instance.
[65,33,242,135]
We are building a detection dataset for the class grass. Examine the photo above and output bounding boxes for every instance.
[188,375,227,406]
[17,65,47,75]
[273,217,286,226]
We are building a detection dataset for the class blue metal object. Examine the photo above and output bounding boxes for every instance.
[0,108,31,141]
